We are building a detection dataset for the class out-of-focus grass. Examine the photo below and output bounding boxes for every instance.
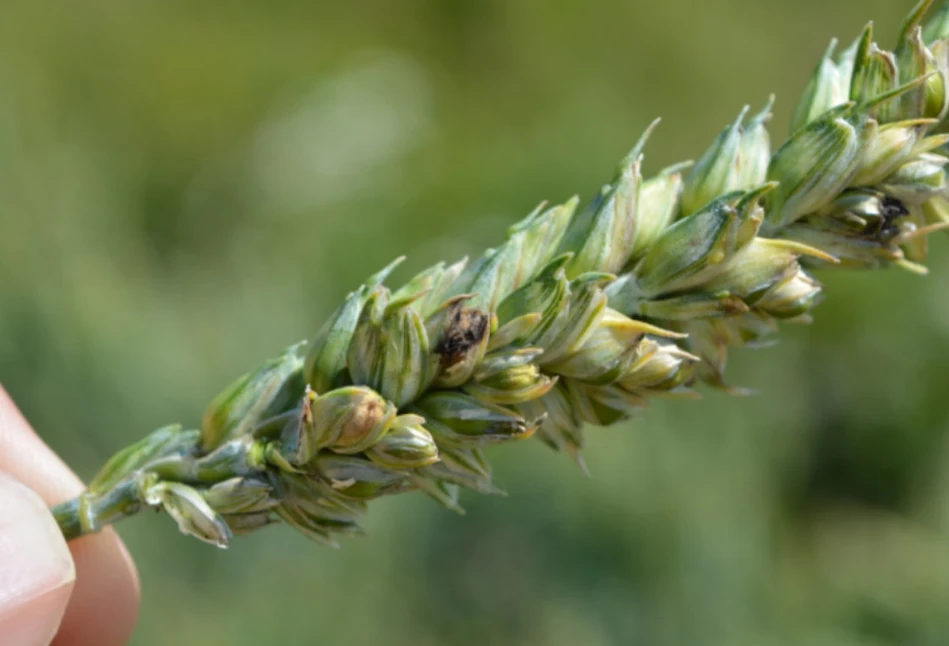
[3,1,949,644]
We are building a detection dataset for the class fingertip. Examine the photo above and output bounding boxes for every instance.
[0,385,85,503]
[1,587,74,646]
[0,385,141,645]
[52,529,141,646]
[0,473,76,646]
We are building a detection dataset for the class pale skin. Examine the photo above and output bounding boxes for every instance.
[0,386,139,645]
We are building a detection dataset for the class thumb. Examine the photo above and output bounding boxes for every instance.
[0,473,76,646]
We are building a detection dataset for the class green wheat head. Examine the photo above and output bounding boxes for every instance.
[51,0,949,549]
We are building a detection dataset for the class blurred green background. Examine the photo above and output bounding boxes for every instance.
[4,1,949,644]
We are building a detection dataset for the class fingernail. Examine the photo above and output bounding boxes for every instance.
[0,473,75,643]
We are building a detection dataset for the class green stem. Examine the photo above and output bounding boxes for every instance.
[51,477,147,540]
[52,438,270,541]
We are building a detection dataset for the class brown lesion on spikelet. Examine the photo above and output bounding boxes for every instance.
[338,397,387,447]
[435,301,489,368]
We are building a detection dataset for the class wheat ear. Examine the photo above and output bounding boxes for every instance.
[51,0,949,548]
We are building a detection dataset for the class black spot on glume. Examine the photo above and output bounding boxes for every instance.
[435,306,489,366]
[880,196,909,221]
